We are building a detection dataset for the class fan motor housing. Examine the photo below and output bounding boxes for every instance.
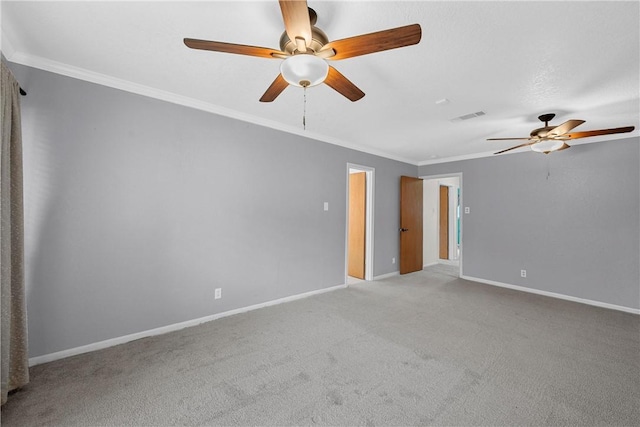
[280,26,329,55]
[531,126,555,138]
[531,113,557,138]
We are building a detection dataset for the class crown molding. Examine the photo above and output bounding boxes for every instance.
[1,29,17,59]
[4,48,419,166]
[417,149,498,166]
[417,132,640,166]
[8,46,635,170]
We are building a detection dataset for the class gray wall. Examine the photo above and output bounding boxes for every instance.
[9,63,416,358]
[419,138,640,310]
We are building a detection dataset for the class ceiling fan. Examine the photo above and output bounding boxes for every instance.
[183,1,421,102]
[488,113,635,154]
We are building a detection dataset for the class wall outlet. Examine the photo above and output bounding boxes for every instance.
[520,270,527,278]
[464,207,470,214]
[392,257,396,264]
[323,202,329,211]
[214,288,222,299]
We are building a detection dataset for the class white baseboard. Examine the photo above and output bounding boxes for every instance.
[28,283,347,366]
[461,275,640,315]
[423,262,439,268]
[373,271,400,280]
[438,259,460,266]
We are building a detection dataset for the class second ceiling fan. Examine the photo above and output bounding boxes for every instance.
[489,113,635,154]
[184,0,421,102]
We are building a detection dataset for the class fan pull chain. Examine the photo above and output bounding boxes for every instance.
[303,85,307,130]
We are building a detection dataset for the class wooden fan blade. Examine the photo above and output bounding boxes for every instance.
[184,38,285,59]
[279,0,312,47]
[324,66,365,102]
[316,48,336,59]
[494,141,536,155]
[259,74,289,102]
[547,120,585,137]
[320,24,421,60]
[487,137,532,141]
[565,126,635,139]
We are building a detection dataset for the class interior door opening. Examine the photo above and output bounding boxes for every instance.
[420,174,462,277]
[346,164,374,284]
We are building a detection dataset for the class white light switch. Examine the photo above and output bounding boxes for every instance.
[464,207,470,214]
[324,202,329,211]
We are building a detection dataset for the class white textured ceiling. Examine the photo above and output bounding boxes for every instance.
[2,1,639,165]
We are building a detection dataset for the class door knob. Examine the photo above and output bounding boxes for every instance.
[400,228,409,232]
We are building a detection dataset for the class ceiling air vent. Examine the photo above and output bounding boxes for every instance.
[450,111,486,122]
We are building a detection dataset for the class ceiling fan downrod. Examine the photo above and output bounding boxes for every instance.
[538,113,555,127]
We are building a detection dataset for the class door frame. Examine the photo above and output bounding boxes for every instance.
[345,163,375,282]
[419,172,463,277]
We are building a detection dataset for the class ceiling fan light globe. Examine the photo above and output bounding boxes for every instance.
[280,54,328,88]
[531,139,564,153]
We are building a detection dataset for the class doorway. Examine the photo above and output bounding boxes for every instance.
[346,164,375,284]
[421,173,462,276]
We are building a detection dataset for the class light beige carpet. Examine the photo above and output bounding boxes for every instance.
[2,268,639,426]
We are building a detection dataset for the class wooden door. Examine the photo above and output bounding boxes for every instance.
[439,185,449,259]
[400,176,423,274]
[348,172,366,279]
